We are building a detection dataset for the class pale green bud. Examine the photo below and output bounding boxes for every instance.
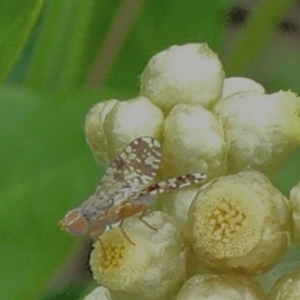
[140,43,225,115]
[214,90,300,175]
[176,274,265,300]
[85,99,119,163]
[84,287,112,300]
[267,265,300,299]
[222,77,265,99]
[161,104,228,179]
[159,185,199,225]
[290,181,300,244]
[255,244,300,294]
[102,96,164,160]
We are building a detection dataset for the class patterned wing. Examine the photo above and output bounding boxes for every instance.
[95,136,162,198]
[130,173,207,205]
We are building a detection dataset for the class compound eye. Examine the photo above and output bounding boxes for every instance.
[59,210,89,235]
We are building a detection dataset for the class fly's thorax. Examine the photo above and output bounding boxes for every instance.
[80,194,117,225]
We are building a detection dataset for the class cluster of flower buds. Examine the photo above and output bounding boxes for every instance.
[83,43,300,299]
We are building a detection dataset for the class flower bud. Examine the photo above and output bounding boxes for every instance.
[84,287,112,300]
[214,90,300,175]
[85,99,119,162]
[90,212,185,300]
[222,77,265,99]
[159,186,199,225]
[255,244,300,294]
[267,266,300,300]
[140,43,225,115]
[176,274,265,300]
[161,104,228,179]
[185,170,292,275]
[103,96,164,160]
[289,181,300,244]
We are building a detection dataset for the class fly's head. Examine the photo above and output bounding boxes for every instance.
[58,208,89,236]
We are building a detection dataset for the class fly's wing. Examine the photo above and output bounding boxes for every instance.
[82,137,161,219]
[130,173,207,205]
[99,137,161,192]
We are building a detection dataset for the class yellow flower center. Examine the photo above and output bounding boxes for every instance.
[208,198,246,243]
[191,184,264,259]
[100,243,126,269]
[90,228,149,290]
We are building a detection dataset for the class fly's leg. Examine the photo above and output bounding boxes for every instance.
[138,206,157,231]
[119,218,136,245]
[118,203,157,233]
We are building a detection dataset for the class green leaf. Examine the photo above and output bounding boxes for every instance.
[25,0,228,91]
[25,0,119,89]
[0,0,43,82]
[0,87,115,299]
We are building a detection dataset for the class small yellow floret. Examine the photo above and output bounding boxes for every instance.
[90,228,148,290]
[186,170,292,274]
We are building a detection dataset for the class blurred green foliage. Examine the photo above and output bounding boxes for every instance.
[0,0,299,299]
[0,0,43,82]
